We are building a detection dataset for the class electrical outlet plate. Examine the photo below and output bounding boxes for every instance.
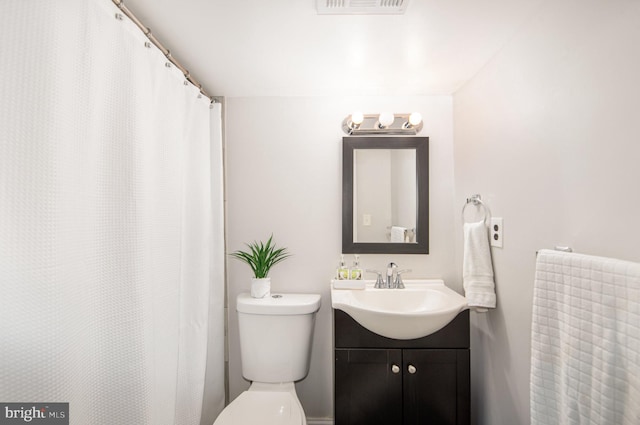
[490,217,503,248]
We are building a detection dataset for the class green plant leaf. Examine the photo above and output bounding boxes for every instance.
[229,234,291,279]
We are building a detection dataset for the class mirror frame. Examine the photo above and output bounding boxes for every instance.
[342,136,429,254]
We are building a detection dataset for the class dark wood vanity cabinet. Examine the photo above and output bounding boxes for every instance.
[335,348,403,424]
[334,309,470,425]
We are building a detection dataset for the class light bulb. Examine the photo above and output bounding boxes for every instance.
[378,112,395,127]
[409,112,422,126]
[351,111,364,125]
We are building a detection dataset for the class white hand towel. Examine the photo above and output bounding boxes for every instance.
[463,221,496,309]
[531,250,640,425]
[390,226,406,243]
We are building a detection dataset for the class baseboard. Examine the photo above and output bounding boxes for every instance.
[306,418,334,425]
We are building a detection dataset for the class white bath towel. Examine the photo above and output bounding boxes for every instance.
[462,221,496,309]
[531,250,640,425]
[390,226,406,243]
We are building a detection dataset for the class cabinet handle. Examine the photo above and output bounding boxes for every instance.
[407,364,417,374]
[391,364,400,374]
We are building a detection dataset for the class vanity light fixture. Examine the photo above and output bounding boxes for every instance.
[346,111,364,132]
[377,112,395,128]
[404,112,422,129]
[342,112,423,135]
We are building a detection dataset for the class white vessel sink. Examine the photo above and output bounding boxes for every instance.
[331,279,469,340]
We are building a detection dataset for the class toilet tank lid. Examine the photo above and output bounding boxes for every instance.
[237,293,321,315]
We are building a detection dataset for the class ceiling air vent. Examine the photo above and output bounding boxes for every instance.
[316,0,408,15]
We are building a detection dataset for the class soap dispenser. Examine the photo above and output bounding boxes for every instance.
[349,255,363,280]
[336,255,349,280]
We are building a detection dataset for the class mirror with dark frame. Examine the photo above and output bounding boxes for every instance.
[342,136,429,254]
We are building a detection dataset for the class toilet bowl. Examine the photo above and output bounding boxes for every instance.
[213,382,305,425]
[213,293,321,425]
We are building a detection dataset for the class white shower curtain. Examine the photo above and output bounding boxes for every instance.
[0,1,224,424]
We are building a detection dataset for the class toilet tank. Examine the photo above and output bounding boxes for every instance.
[237,293,321,383]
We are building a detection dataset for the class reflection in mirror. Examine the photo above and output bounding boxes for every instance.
[353,149,416,243]
[343,137,429,254]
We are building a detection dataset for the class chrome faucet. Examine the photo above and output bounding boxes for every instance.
[367,264,410,289]
[386,262,397,288]
[366,269,386,288]
[394,269,411,289]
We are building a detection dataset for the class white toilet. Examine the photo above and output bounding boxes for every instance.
[213,292,322,425]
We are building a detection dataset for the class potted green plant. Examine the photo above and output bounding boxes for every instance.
[230,234,291,298]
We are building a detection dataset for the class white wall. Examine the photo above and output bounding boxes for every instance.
[225,95,455,419]
[453,1,640,424]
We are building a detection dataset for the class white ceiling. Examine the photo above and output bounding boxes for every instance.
[123,0,543,98]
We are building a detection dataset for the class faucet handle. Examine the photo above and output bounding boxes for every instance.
[395,269,412,289]
[366,270,385,288]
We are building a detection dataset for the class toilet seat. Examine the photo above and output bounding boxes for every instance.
[213,390,304,425]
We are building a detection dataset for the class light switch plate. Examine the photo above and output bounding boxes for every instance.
[490,217,503,248]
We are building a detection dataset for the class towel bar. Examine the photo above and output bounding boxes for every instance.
[462,194,490,225]
[536,246,573,256]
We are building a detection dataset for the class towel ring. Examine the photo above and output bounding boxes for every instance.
[462,194,491,225]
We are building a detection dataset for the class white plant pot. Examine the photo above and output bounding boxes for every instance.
[251,277,271,298]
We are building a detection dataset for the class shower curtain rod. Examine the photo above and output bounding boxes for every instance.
[111,0,215,103]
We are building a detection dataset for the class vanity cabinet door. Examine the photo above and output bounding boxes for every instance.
[335,348,403,425]
[403,349,470,425]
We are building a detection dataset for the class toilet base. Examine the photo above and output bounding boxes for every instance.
[213,382,307,425]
